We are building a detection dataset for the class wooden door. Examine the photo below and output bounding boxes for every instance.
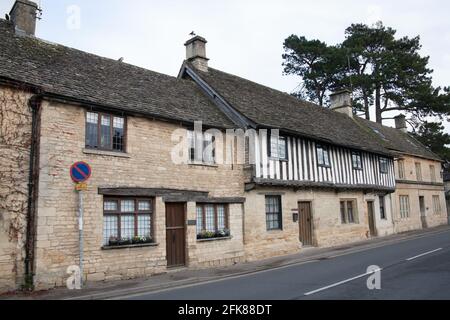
[165,203,186,268]
[367,201,377,237]
[298,202,313,246]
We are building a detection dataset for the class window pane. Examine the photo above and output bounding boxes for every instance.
[138,201,151,211]
[87,112,98,124]
[279,138,286,160]
[380,158,388,173]
[323,149,330,166]
[347,201,354,223]
[379,196,386,219]
[217,205,226,231]
[317,147,324,165]
[205,205,215,232]
[196,206,203,234]
[103,215,118,245]
[270,135,279,158]
[137,215,151,238]
[113,117,124,152]
[121,200,135,212]
[120,215,135,239]
[203,133,214,164]
[100,115,111,149]
[340,202,346,224]
[86,112,98,148]
[104,201,118,211]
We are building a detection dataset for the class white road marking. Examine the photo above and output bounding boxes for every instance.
[304,268,382,296]
[406,248,443,261]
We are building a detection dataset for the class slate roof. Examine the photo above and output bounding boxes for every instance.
[188,65,392,156]
[0,19,235,128]
[354,117,442,161]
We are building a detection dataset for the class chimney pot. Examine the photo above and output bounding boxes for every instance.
[185,36,209,72]
[330,89,353,117]
[394,114,408,133]
[9,0,38,36]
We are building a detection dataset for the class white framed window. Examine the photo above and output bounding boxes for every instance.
[398,159,405,179]
[399,195,410,218]
[433,195,441,215]
[430,165,436,183]
[415,162,422,181]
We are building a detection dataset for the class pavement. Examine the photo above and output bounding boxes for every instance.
[2,225,450,300]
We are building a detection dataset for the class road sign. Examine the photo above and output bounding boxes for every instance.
[70,161,92,183]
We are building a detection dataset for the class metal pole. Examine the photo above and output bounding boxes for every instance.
[78,189,84,288]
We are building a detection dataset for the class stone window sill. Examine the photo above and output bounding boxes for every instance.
[197,236,232,243]
[102,243,159,250]
[188,162,219,168]
[83,148,131,158]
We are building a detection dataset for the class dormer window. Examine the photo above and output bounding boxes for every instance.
[269,135,287,161]
[316,144,331,168]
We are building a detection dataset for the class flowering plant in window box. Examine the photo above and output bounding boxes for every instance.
[132,236,153,245]
[118,237,132,246]
[108,236,120,246]
[197,229,231,240]
[215,229,230,238]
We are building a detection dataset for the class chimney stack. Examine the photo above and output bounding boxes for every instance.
[394,114,408,133]
[9,0,39,36]
[330,89,353,117]
[185,36,209,72]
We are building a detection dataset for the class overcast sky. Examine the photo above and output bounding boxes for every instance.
[2,0,449,132]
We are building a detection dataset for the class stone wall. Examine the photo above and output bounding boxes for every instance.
[33,100,247,290]
[392,155,448,233]
[0,86,32,292]
[243,187,384,261]
[392,185,447,233]
[187,202,245,268]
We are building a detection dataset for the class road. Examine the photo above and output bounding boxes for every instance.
[117,229,450,300]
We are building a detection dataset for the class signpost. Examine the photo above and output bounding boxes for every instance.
[70,161,92,288]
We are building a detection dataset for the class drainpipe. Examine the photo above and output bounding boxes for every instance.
[24,94,42,290]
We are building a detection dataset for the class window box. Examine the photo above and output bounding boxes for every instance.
[197,236,232,243]
[102,243,159,250]
[197,229,230,240]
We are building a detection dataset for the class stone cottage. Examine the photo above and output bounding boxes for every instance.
[0,0,447,293]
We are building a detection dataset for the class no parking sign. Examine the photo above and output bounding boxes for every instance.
[70,161,92,183]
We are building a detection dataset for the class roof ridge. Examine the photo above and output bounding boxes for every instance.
[0,19,183,83]
[207,66,321,107]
